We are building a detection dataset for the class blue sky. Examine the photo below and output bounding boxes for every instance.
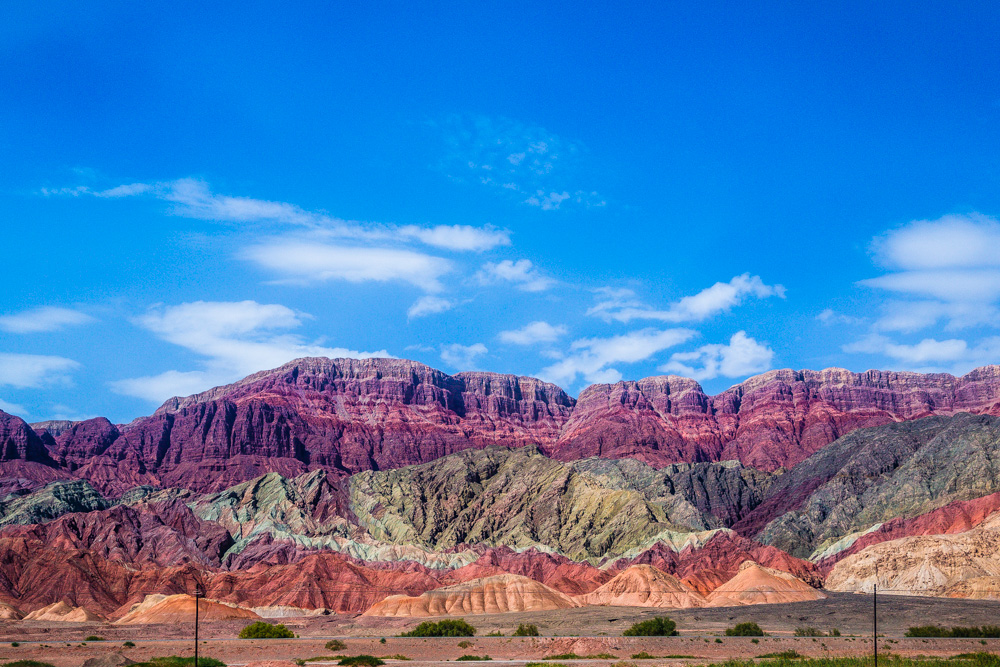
[2,2,1000,423]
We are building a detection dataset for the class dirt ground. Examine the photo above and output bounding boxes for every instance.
[0,594,997,667]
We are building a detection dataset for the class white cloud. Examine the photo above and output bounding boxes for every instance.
[398,224,510,251]
[111,300,390,402]
[407,296,454,319]
[0,353,80,388]
[873,300,999,333]
[873,213,1000,270]
[539,328,696,386]
[48,177,507,252]
[0,307,95,333]
[440,343,488,369]
[499,321,567,345]
[861,214,1000,331]
[0,398,28,416]
[525,191,570,210]
[476,259,554,292]
[816,308,863,326]
[243,240,452,292]
[660,331,774,381]
[588,274,785,323]
[843,333,976,365]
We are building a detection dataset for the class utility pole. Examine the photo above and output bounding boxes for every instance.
[873,563,878,667]
[195,584,203,667]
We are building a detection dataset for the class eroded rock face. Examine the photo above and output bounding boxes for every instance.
[0,411,54,465]
[748,413,1000,558]
[551,366,1000,472]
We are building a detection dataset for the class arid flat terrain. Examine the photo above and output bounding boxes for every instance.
[0,594,998,667]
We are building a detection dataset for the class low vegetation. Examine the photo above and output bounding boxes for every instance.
[795,628,841,637]
[546,654,617,661]
[513,624,540,637]
[326,640,348,651]
[238,621,296,639]
[458,641,473,648]
[381,655,411,661]
[123,658,227,667]
[726,622,767,637]
[123,641,136,648]
[84,636,105,641]
[906,626,1000,638]
[400,620,476,637]
[1,662,57,667]
[622,617,678,637]
[456,656,491,661]
[701,655,1000,667]
[338,657,385,667]
[631,653,656,660]
[757,652,805,659]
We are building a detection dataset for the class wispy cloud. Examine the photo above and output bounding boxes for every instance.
[111,300,389,402]
[0,306,95,333]
[816,308,863,326]
[44,178,512,251]
[842,333,1000,372]
[476,259,555,292]
[498,321,567,346]
[588,274,785,324]
[437,114,604,210]
[861,214,1000,330]
[660,331,774,381]
[0,353,80,388]
[0,398,28,417]
[539,328,696,386]
[243,239,452,292]
[407,296,454,319]
[440,342,488,370]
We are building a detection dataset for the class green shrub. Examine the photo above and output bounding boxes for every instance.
[622,617,678,637]
[756,651,804,659]
[715,639,723,644]
[327,640,348,651]
[238,621,295,639]
[123,641,135,648]
[1,662,57,667]
[382,656,410,661]
[456,656,491,661]
[338,657,385,667]
[907,626,954,638]
[513,624,540,637]
[631,653,655,660]
[400,620,476,637]
[725,622,766,637]
[751,639,760,644]
[795,628,823,637]
[84,636,105,642]
[380,638,387,644]
[9,643,19,647]
[662,657,695,660]
[127,658,226,667]
[485,631,504,637]
[458,641,473,648]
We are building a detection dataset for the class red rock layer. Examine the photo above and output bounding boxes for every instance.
[611,531,823,595]
[815,492,1000,573]
[6,362,1000,494]
[550,366,1000,472]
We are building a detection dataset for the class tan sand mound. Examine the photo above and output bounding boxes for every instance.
[706,561,827,606]
[116,593,261,624]
[577,564,707,608]
[0,602,22,619]
[363,573,578,617]
[24,600,104,622]
[826,511,1000,597]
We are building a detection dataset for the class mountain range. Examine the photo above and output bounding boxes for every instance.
[1,356,999,621]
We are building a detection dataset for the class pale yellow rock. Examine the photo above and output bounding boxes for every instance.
[706,561,826,606]
[116,593,260,624]
[24,601,104,622]
[577,564,707,608]
[363,574,578,617]
[826,511,1000,597]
